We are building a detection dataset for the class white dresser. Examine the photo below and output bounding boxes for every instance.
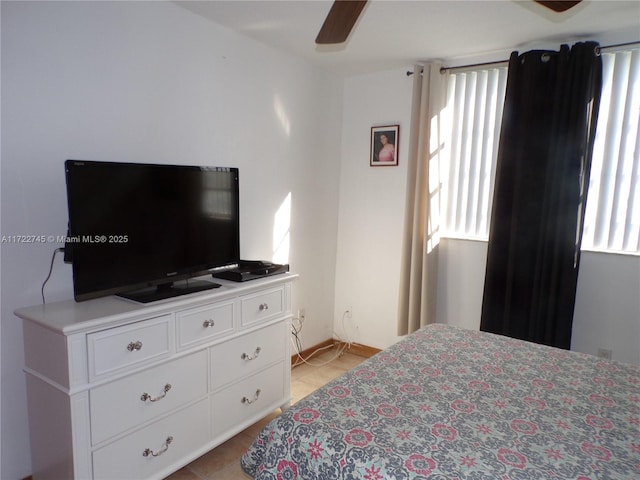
[15,273,296,480]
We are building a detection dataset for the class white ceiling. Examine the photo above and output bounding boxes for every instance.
[177,0,640,75]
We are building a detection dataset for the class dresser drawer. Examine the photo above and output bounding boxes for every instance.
[90,350,208,445]
[210,321,286,390]
[240,286,284,327]
[176,300,234,350]
[88,315,172,379]
[92,398,210,480]
[211,362,285,437]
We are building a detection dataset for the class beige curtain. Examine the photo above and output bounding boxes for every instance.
[397,63,448,335]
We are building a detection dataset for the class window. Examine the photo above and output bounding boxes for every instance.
[582,48,640,253]
[442,47,640,255]
[442,65,508,239]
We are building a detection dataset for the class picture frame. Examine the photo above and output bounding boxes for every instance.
[370,125,399,166]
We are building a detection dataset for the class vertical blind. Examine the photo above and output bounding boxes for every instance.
[443,66,508,239]
[442,47,640,255]
[582,48,640,253]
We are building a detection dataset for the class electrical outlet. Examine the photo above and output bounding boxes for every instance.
[298,308,306,321]
[597,348,612,360]
[345,306,352,318]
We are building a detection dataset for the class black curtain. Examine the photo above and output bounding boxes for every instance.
[480,42,602,350]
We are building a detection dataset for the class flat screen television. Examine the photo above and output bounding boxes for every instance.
[64,160,240,302]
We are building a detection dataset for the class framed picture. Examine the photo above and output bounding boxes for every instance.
[370,125,399,166]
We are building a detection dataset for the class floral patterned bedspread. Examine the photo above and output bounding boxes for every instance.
[241,324,640,479]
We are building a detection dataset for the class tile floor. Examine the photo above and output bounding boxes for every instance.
[164,347,366,480]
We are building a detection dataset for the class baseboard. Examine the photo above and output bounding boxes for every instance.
[336,341,381,358]
[291,338,381,365]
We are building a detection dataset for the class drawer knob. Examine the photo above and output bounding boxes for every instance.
[259,303,269,311]
[140,384,172,403]
[241,389,262,405]
[142,436,173,457]
[241,347,262,361]
[202,319,215,328]
[127,341,143,352]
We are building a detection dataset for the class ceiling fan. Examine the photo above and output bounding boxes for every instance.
[315,0,583,45]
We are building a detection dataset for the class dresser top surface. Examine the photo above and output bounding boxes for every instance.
[15,273,297,335]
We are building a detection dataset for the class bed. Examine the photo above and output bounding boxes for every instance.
[241,323,639,479]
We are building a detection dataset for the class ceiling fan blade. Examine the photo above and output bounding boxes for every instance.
[316,0,368,45]
[534,1,582,13]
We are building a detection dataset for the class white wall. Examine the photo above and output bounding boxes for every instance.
[435,238,488,331]
[333,68,413,350]
[0,2,341,478]
[573,250,640,365]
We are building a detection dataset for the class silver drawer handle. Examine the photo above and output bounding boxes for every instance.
[127,341,143,352]
[241,389,261,404]
[141,384,171,402]
[241,347,262,361]
[259,303,269,311]
[202,319,215,328]
[142,436,173,457]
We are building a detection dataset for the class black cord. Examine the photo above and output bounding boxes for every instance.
[42,247,65,304]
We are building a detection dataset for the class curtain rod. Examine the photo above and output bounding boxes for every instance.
[406,41,640,76]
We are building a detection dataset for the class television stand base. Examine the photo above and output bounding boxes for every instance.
[117,279,221,303]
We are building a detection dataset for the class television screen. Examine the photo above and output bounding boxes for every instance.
[64,160,240,302]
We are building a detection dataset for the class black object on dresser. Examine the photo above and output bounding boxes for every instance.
[213,260,289,282]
